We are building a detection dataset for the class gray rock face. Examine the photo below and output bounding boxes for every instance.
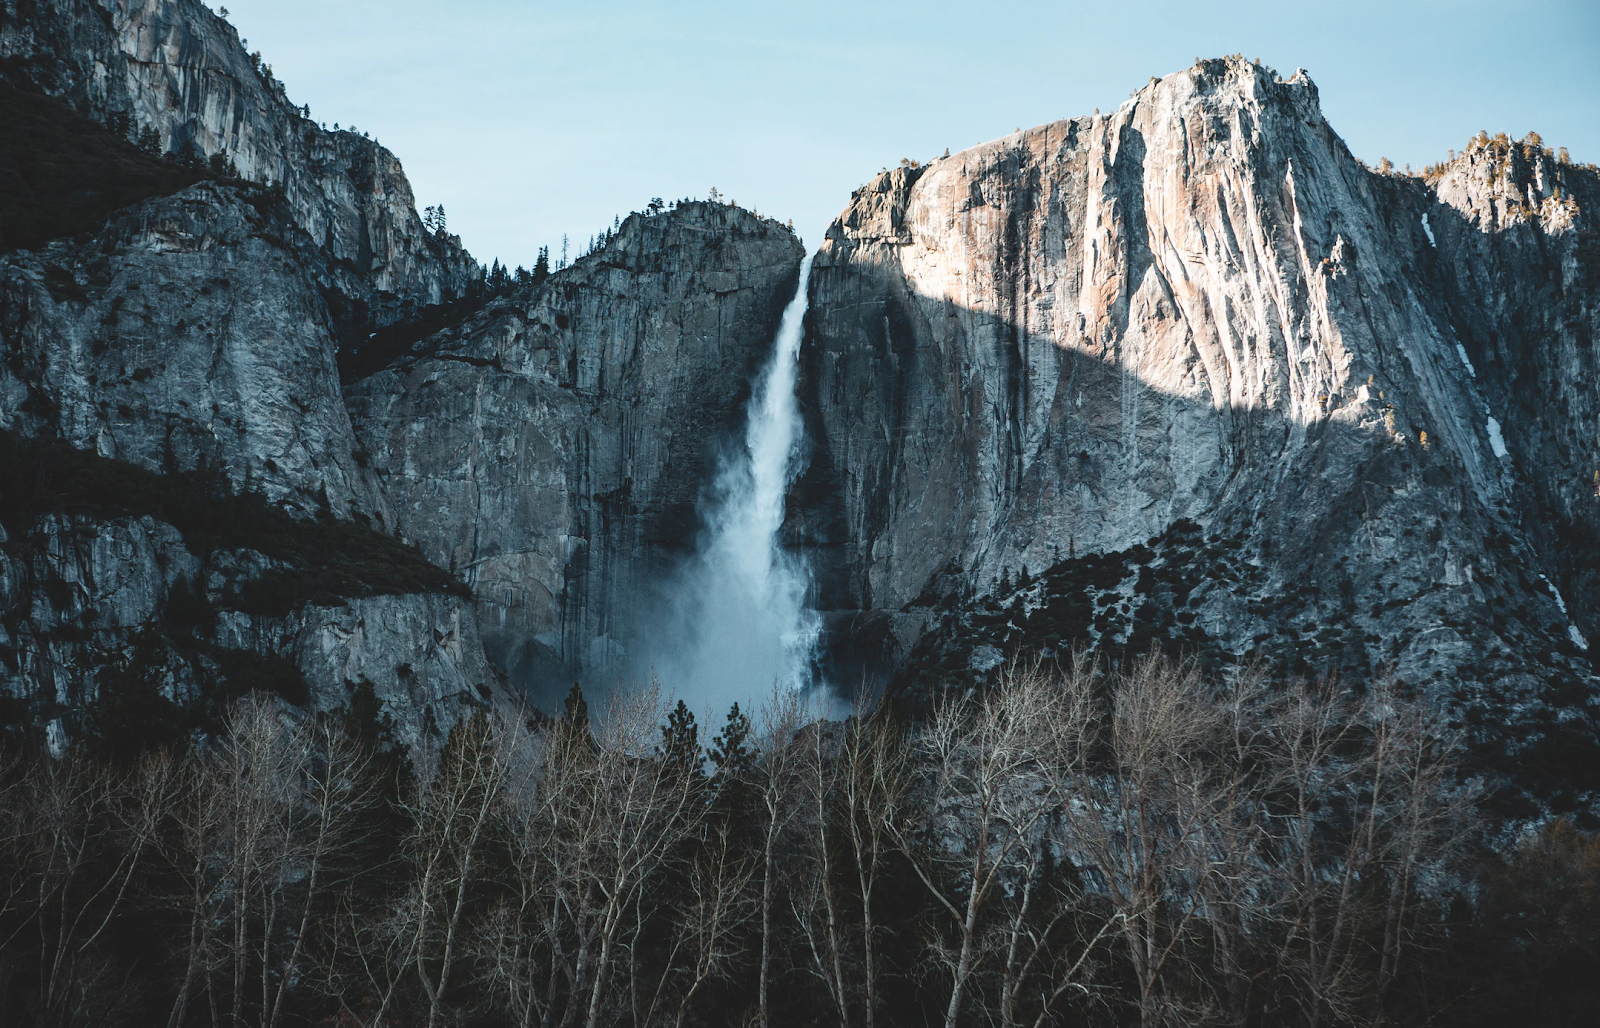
[0,183,386,515]
[0,509,499,748]
[0,0,504,741]
[1,0,474,311]
[345,203,805,697]
[799,57,1600,783]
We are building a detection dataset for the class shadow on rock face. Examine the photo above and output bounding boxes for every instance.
[781,61,1600,813]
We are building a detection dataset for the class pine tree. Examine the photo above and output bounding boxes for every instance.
[533,246,550,285]
[557,682,593,759]
[562,682,590,732]
[708,702,753,781]
[87,627,185,765]
[176,140,206,171]
[659,699,704,782]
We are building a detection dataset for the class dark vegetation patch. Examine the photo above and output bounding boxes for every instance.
[0,429,468,613]
[80,626,310,762]
[332,250,554,384]
[334,288,502,383]
[0,81,213,252]
[891,519,1247,700]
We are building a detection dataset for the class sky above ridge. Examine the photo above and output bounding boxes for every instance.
[217,0,1600,271]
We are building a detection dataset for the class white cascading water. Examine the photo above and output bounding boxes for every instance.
[650,255,821,718]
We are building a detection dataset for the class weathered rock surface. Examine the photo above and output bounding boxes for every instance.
[0,0,506,741]
[0,507,500,748]
[0,177,505,743]
[798,57,1600,808]
[0,182,387,514]
[0,0,475,312]
[345,203,805,698]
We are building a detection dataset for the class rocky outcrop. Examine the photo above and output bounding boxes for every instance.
[1420,139,1600,636]
[799,57,1600,807]
[0,0,475,313]
[345,203,805,698]
[0,0,504,741]
[0,182,388,515]
[0,451,503,749]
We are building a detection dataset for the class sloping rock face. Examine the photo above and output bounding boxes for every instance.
[799,57,1600,809]
[0,0,505,743]
[0,0,474,314]
[0,507,499,750]
[345,203,805,698]
[0,183,386,515]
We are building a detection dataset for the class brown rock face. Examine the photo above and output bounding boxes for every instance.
[345,203,806,699]
[799,57,1600,790]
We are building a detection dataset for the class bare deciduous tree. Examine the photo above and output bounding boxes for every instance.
[894,661,1079,1028]
[477,684,708,1028]
[389,711,508,1028]
[0,747,166,1028]
[840,698,911,1028]
[753,685,809,1028]
[789,718,854,1028]
[147,699,373,1028]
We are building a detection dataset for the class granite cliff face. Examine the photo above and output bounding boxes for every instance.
[345,203,806,696]
[0,183,387,514]
[4,4,1598,804]
[0,0,501,744]
[0,503,499,750]
[798,57,1600,803]
[0,0,476,315]
[0,0,808,735]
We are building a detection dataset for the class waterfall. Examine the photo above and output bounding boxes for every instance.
[648,255,821,718]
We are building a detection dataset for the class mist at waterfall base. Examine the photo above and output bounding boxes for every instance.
[632,255,834,724]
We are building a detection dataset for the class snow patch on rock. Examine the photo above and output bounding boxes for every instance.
[1540,574,1569,616]
[1485,417,1509,459]
[969,644,1004,673]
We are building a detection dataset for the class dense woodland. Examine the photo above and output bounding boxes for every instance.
[3,654,1598,1028]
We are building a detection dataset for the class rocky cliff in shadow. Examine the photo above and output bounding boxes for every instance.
[0,0,501,746]
[0,0,808,731]
[345,203,805,701]
[1,0,477,321]
[796,57,1600,812]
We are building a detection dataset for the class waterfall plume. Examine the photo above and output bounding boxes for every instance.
[643,255,823,719]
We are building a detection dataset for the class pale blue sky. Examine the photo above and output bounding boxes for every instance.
[219,0,1599,271]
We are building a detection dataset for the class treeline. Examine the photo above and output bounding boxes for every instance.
[2,656,1598,1027]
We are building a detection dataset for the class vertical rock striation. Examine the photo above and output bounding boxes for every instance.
[345,203,806,698]
[800,57,1600,801]
[0,0,475,312]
